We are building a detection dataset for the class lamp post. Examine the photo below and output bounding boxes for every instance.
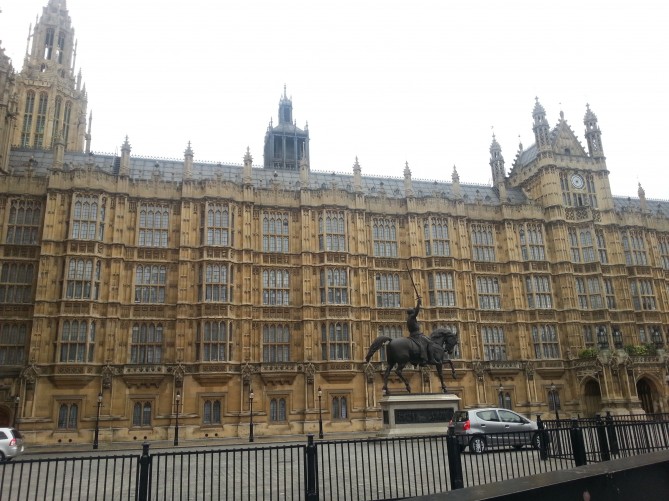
[249,388,255,443]
[317,387,324,439]
[93,392,102,450]
[174,391,181,447]
[497,383,504,408]
[12,396,19,429]
[597,326,609,350]
[549,382,560,421]
[652,328,664,349]
[612,328,623,350]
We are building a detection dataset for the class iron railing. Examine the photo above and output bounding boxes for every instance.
[1,413,669,501]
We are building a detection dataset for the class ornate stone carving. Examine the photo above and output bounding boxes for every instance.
[523,361,535,380]
[20,364,40,390]
[304,362,316,383]
[364,362,376,383]
[101,363,116,389]
[472,361,485,382]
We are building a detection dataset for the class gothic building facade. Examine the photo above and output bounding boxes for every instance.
[1,1,668,445]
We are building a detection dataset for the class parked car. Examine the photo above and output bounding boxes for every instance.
[0,427,24,461]
[449,408,540,454]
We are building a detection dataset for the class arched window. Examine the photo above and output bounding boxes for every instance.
[57,403,78,429]
[132,401,152,426]
[332,396,348,419]
[203,399,222,424]
[270,398,287,422]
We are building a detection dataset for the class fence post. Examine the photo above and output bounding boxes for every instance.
[569,418,587,467]
[446,434,464,489]
[595,414,610,461]
[305,434,319,501]
[605,411,620,455]
[136,442,151,501]
[537,415,548,461]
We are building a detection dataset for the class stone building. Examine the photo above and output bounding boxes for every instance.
[0,1,668,445]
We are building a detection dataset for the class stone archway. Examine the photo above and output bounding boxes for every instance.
[636,377,657,414]
[583,379,602,417]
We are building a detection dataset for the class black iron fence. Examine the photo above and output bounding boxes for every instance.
[2,414,669,501]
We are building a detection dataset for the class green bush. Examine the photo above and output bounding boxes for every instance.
[625,344,657,356]
[578,348,599,359]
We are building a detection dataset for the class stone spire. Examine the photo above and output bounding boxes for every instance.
[451,165,462,199]
[243,147,253,185]
[638,183,647,211]
[183,141,193,180]
[403,161,413,197]
[299,144,309,186]
[84,110,92,154]
[532,97,551,152]
[120,135,131,176]
[584,103,604,158]
[489,133,505,184]
[353,157,362,193]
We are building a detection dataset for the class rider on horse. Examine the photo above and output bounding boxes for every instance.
[406,296,434,366]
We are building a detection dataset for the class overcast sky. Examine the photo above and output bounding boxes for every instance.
[1,1,667,199]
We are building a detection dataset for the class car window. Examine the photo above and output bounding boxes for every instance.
[499,410,523,423]
[476,410,499,422]
[11,429,23,439]
[0,431,7,439]
[455,411,469,422]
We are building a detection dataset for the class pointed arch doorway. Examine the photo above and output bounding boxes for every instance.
[583,379,602,417]
[636,378,656,414]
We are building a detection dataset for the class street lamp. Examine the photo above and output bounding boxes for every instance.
[612,328,623,350]
[249,388,255,443]
[93,392,102,450]
[12,396,19,429]
[597,326,609,350]
[317,387,324,439]
[174,391,181,446]
[497,383,504,408]
[549,382,560,421]
[652,328,664,348]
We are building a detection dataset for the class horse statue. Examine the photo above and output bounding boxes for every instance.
[365,328,458,395]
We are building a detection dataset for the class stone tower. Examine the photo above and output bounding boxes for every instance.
[12,0,88,152]
[263,86,309,170]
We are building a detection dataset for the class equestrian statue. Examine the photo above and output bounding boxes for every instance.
[365,267,459,395]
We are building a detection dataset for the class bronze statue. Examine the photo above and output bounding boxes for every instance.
[406,296,433,366]
[365,327,458,395]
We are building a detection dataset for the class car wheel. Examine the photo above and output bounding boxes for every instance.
[532,432,541,450]
[0,452,5,462]
[469,436,486,454]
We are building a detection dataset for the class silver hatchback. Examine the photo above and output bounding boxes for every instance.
[0,427,25,461]
[450,408,540,454]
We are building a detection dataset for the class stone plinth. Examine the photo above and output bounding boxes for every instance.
[378,393,460,436]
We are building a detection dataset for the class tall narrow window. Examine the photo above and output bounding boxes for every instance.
[658,236,669,270]
[0,323,28,366]
[130,323,163,363]
[630,279,656,310]
[44,28,54,59]
[476,276,501,310]
[269,398,287,422]
[205,204,230,246]
[320,268,349,304]
[66,258,97,299]
[428,272,456,307]
[262,269,289,306]
[569,228,596,263]
[138,204,169,247]
[575,277,603,309]
[53,97,62,143]
[132,402,152,427]
[621,230,648,266]
[525,275,552,309]
[198,321,231,361]
[319,211,346,251]
[63,101,72,146]
[6,199,41,245]
[518,223,546,260]
[34,93,48,148]
[424,217,451,257]
[0,262,34,304]
[20,91,35,147]
[203,400,222,424]
[331,396,348,419]
[57,403,78,429]
[263,324,291,362]
[604,278,616,309]
[72,195,104,241]
[262,212,290,252]
[471,224,496,261]
[201,264,230,302]
[372,218,398,257]
[498,394,513,410]
[481,326,506,361]
[596,230,608,263]
[321,323,351,360]
[375,273,400,308]
[134,264,166,303]
[57,31,65,64]
[583,326,595,348]
[531,325,560,359]
[60,320,95,363]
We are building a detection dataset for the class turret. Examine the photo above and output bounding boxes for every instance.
[638,183,647,211]
[183,141,193,180]
[584,103,604,158]
[243,147,253,185]
[263,86,309,171]
[451,165,462,199]
[403,161,413,197]
[532,97,551,152]
[353,157,362,193]
[299,145,309,186]
[52,128,65,169]
[119,136,131,176]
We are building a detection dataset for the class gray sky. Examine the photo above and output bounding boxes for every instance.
[2,0,667,199]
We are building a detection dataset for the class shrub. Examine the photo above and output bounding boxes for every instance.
[578,348,599,359]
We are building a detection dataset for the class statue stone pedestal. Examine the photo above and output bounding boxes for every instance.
[378,393,460,436]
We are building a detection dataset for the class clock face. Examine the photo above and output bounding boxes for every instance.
[571,174,585,189]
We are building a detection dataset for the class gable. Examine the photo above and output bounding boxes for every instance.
[551,121,588,157]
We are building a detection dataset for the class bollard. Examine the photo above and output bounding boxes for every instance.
[605,411,620,455]
[595,414,610,461]
[537,415,548,461]
[136,442,151,501]
[446,434,464,489]
[305,434,319,501]
[569,418,587,467]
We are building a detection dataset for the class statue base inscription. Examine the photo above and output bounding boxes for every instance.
[378,393,461,436]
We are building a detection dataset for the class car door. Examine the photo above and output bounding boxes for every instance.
[498,410,529,446]
[475,410,505,447]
